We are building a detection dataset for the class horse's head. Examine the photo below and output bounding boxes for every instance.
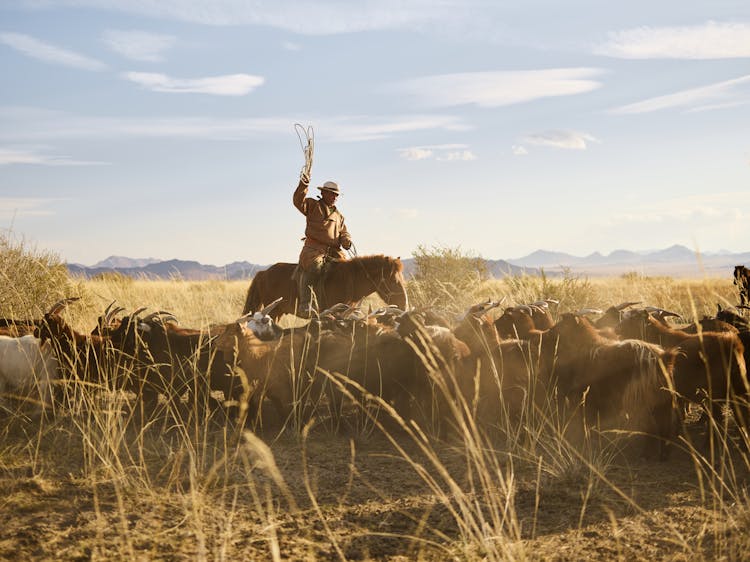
[374,257,409,310]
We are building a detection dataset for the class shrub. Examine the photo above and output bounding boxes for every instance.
[0,231,76,317]
[408,244,489,312]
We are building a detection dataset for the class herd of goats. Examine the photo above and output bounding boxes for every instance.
[1,266,750,461]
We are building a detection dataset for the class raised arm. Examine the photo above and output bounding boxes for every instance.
[293,177,310,215]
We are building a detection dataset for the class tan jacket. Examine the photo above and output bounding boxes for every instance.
[293,180,352,269]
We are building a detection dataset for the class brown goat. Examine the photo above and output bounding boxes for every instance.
[543,313,678,459]
[494,308,536,340]
[394,312,472,434]
[214,322,320,428]
[494,302,555,340]
[450,312,541,433]
[125,313,230,416]
[616,309,749,440]
[593,302,642,330]
[37,299,119,385]
[214,306,470,434]
[715,304,750,332]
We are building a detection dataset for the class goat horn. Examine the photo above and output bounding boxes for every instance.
[347,308,368,321]
[260,297,283,317]
[103,300,117,317]
[48,297,81,316]
[129,306,148,318]
[103,302,124,325]
[644,306,682,320]
[615,301,642,311]
[233,311,255,323]
[102,308,119,325]
[575,308,603,316]
[320,303,348,316]
[142,311,178,324]
[469,299,501,316]
[369,306,402,318]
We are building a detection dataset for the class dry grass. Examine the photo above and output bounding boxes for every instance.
[1,272,749,561]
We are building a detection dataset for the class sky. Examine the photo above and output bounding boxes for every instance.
[1,0,749,267]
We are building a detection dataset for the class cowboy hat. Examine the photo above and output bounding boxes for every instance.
[318,180,341,195]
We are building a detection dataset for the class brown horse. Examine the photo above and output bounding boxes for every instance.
[242,254,409,319]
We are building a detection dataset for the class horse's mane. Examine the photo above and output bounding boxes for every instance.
[332,254,403,275]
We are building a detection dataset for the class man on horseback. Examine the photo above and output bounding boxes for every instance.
[293,176,352,317]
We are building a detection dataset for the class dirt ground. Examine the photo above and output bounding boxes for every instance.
[1,409,749,562]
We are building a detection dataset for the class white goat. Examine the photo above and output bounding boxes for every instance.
[0,335,59,413]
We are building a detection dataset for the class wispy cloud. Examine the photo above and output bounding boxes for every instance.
[325,117,470,142]
[0,106,469,143]
[521,130,599,150]
[282,41,301,51]
[0,32,106,70]
[389,68,603,108]
[611,74,750,114]
[438,150,476,161]
[400,147,433,161]
[0,146,106,166]
[512,145,528,156]
[596,21,750,59]
[15,0,461,34]
[102,29,176,62]
[399,143,476,161]
[0,198,57,218]
[122,72,265,95]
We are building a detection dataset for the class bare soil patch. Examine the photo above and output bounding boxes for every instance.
[1,412,748,561]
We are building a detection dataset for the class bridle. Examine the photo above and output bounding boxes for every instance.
[351,257,403,304]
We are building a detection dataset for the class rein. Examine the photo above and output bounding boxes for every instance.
[349,258,397,301]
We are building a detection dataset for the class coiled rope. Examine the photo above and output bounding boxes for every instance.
[295,123,314,184]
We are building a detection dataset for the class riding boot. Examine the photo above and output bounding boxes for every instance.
[298,269,321,318]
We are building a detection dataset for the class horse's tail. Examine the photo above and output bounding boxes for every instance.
[243,272,264,315]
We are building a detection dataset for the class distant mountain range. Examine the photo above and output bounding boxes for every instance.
[506,245,750,277]
[67,259,268,281]
[66,245,750,281]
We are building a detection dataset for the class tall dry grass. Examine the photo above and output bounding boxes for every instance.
[1,244,749,559]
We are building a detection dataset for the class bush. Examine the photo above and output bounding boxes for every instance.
[408,244,489,312]
[0,231,77,317]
